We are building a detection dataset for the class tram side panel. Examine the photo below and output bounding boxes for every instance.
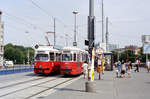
[34,61,54,74]
[34,61,61,75]
[60,62,83,75]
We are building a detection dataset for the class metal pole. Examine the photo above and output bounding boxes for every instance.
[88,0,95,52]
[86,0,96,93]
[102,0,104,43]
[27,48,29,64]
[89,0,94,16]
[74,14,76,43]
[54,18,56,46]
[117,45,120,61]
[73,11,78,46]
[65,34,68,46]
[146,54,148,63]
[106,17,108,51]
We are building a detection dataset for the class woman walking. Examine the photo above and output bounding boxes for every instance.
[146,59,150,73]
[121,61,126,78]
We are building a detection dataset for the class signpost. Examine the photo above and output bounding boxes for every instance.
[86,0,96,92]
[143,44,150,54]
[142,35,150,63]
[143,44,150,63]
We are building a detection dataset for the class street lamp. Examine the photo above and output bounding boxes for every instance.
[65,34,68,47]
[72,11,78,46]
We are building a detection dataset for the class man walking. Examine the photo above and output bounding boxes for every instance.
[82,61,88,79]
[146,59,150,73]
[135,59,140,72]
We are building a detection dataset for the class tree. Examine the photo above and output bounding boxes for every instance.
[4,43,35,64]
[111,51,118,63]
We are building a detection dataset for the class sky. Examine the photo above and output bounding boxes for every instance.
[0,0,150,49]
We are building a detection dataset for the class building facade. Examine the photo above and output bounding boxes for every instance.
[0,11,4,67]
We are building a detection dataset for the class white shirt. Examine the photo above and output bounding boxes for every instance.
[146,61,150,67]
[82,63,88,73]
[98,59,101,65]
[121,64,126,70]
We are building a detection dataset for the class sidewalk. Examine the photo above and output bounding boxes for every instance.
[45,68,150,99]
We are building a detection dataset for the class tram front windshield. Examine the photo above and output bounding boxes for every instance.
[62,53,72,62]
[35,54,49,61]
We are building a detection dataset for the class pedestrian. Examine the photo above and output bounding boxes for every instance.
[146,59,150,73]
[116,60,121,78]
[135,59,140,72]
[125,61,129,73]
[127,64,131,78]
[82,61,88,79]
[129,61,132,69]
[121,61,126,78]
[97,58,102,80]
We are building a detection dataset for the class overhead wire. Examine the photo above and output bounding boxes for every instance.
[27,0,67,26]
[3,12,47,32]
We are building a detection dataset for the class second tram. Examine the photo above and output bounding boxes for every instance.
[60,47,89,75]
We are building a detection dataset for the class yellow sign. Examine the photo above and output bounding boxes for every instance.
[91,48,95,81]
[91,69,94,81]
[102,58,105,70]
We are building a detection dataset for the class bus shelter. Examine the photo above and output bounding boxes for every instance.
[104,52,113,71]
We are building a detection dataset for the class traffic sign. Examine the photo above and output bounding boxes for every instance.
[143,44,150,54]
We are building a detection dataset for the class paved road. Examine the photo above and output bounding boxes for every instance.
[0,72,82,99]
[44,68,150,99]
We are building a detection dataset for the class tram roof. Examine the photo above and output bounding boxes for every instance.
[61,46,88,53]
[36,45,59,52]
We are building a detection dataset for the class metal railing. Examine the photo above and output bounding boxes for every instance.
[0,65,34,75]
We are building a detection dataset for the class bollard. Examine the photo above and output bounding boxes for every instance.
[85,81,96,93]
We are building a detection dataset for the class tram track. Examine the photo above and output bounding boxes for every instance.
[0,77,47,89]
[0,75,80,99]
[0,77,60,98]
[26,77,74,99]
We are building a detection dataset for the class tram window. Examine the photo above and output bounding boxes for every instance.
[50,52,54,61]
[62,54,72,61]
[35,54,48,61]
[59,54,61,61]
[56,53,58,61]
[73,53,76,61]
[77,54,80,62]
[56,53,61,61]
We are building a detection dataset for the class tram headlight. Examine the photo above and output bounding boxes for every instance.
[39,65,42,68]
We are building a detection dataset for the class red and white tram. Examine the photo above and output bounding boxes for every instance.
[34,45,61,75]
[60,47,89,75]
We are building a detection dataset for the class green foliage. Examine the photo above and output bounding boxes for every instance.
[139,47,146,62]
[4,43,35,64]
[117,50,137,63]
[111,51,118,63]
[112,47,148,63]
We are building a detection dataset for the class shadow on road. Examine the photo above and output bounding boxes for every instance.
[145,82,150,84]
[54,88,85,92]
[61,74,82,78]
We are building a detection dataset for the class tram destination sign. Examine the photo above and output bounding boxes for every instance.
[143,44,150,54]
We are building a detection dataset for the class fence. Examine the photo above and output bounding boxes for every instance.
[0,65,34,75]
